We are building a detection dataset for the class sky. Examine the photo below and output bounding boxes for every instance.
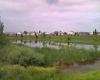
[0,0,100,32]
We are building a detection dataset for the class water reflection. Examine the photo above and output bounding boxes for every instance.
[14,40,100,51]
[72,44,100,51]
[14,40,60,49]
[13,40,100,72]
[64,59,100,73]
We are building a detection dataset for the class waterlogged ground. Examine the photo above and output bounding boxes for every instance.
[14,40,100,51]
[1,35,100,80]
[12,40,100,73]
[64,59,100,73]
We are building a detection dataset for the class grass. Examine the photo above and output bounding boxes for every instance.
[0,65,100,80]
[0,44,100,67]
[7,35,100,45]
[34,47,100,66]
[0,65,58,80]
[54,70,100,80]
[1,35,100,80]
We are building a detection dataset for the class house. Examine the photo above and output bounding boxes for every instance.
[97,32,100,35]
[67,31,75,35]
[17,32,21,35]
[45,32,50,35]
[89,32,93,35]
[29,32,35,36]
[58,31,64,35]
[53,31,64,36]
[76,32,90,36]
[89,32,100,35]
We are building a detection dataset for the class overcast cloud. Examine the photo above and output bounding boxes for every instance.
[0,0,100,32]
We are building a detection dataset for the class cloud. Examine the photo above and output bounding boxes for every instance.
[0,0,98,13]
[0,0,100,32]
[46,0,58,4]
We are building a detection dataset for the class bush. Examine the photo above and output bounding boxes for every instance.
[6,46,45,66]
[0,35,10,48]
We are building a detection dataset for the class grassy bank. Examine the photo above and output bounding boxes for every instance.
[0,65,58,80]
[56,70,100,80]
[0,44,100,67]
[0,65,100,80]
[7,35,100,45]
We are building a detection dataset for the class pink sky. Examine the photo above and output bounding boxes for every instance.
[0,0,100,32]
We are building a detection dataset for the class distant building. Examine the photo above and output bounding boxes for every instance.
[45,32,50,35]
[97,32,100,35]
[77,32,90,36]
[89,32,100,36]
[89,32,93,35]
[67,31,75,35]
[17,32,21,35]
[29,32,35,36]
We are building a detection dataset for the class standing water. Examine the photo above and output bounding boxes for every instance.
[13,40,100,72]
[13,40,100,51]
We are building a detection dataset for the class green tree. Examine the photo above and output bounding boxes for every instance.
[0,17,9,47]
[93,29,97,35]
[24,31,28,35]
[0,17,4,35]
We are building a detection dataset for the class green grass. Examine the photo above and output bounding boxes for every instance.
[0,65,58,80]
[0,65,100,80]
[1,35,100,80]
[34,47,100,66]
[54,70,100,80]
[0,44,100,67]
[7,35,100,45]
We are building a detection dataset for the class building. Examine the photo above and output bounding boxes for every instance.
[77,32,90,36]
[67,31,75,35]
[97,32,100,35]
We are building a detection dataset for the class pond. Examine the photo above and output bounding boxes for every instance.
[64,59,100,73]
[13,40,100,72]
[13,40,60,49]
[13,40,100,51]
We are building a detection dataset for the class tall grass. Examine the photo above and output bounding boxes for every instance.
[0,65,100,80]
[1,44,100,67]
[0,65,58,80]
[34,47,100,66]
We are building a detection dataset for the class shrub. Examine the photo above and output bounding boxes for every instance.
[6,46,45,66]
[0,35,9,47]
